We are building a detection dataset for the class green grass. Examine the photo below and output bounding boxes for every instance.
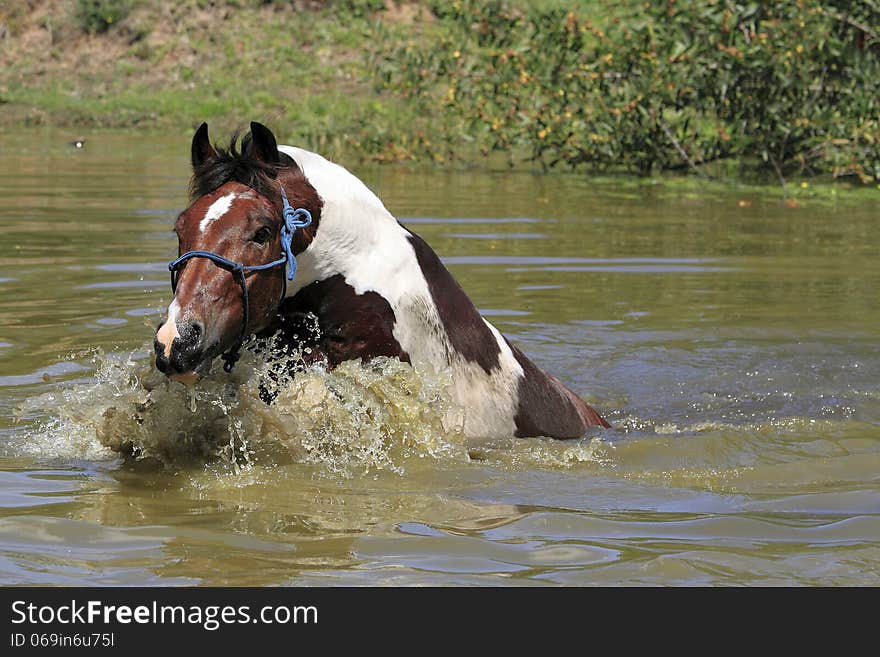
[0,0,424,160]
[0,1,694,163]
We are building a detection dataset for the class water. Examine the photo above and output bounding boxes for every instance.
[1,130,878,586]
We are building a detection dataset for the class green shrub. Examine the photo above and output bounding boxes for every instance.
[75,0,134,34]
[370,0,880,181]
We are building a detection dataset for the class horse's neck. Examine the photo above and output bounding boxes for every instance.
[279,145,418,302]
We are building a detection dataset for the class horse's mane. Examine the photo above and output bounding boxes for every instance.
[189,132,282,201]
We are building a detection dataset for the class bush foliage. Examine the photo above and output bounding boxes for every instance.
[75,0,134,34]
[371,1,880,181]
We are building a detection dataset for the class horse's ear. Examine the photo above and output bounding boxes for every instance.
[191,122,217,169]
[248,121,280,166]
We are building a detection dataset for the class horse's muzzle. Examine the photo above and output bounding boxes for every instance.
[154,321,213,383]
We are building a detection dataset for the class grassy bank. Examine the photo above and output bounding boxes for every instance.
[0,0,408,160]
[1,1,878,183]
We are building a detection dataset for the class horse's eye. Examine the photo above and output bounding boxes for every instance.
[252,226,273,244]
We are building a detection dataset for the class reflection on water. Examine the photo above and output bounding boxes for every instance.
[0,130,879,585]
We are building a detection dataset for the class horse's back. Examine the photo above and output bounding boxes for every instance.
[278,143,610,440]
[406,232,609,438]
[508,344,610,437]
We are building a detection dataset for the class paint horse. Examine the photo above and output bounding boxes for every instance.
[154,122,609,440]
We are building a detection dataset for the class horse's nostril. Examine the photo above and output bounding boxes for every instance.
[154,340,170,373]
[181,320,203,343]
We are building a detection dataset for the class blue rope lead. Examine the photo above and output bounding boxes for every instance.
[279,186,312,281]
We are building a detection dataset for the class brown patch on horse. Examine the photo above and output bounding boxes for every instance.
[406,232,501,374]
[282,274,410,367]
[509,344,610,438]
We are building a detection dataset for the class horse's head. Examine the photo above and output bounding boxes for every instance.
[154,122,321,382]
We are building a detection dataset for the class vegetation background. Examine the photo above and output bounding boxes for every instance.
[0,0,878,184]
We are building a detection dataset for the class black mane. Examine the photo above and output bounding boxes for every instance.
[189,132,282,200]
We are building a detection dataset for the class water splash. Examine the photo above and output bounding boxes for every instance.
[11,340,627,478]
[16,343,467,476]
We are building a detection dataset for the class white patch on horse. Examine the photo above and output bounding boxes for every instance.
[279,145,526,441]
[199,193,238,232]
[156,299,181,358]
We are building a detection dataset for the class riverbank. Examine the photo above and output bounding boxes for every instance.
[1,1,878,183]
[0,0,409,160]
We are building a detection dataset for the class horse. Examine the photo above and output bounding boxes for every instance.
[154,122,609,441]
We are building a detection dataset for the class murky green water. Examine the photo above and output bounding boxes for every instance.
[1,130,878,586]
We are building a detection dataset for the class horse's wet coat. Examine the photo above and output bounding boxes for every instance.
[279,274,409,366]
[155,123,609,440]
